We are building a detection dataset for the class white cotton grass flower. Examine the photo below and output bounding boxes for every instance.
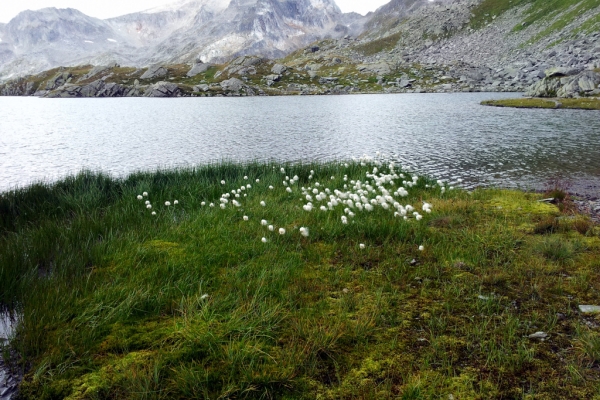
[165,201,171,206]
[174,200,179,205]
[268,225,274,231]
[244,176,248,180]
[151,211,156,216]
[262,237,268,243]
[256,179,260,183]
[137,195,143,200]
[419,245,425,251]
[201,201,206,206]
[209,203,215,207]
[279,228,286,235]
[200,294,209,300]
[299,227,309,237]
[280,168,285,173]
[145,200,150,205]
[146,204,152,209]
[220,204,226,209]
[269,185,274,190]
[143,192,148,197]
[359,243,365,249]
[286,187,293,193]
[221,180,226,185]
[243,215,249,221]
[341,216,348,224]
[261,219,268,226]
[260,201,266,207]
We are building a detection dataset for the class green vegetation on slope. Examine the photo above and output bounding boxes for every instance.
[470,0,600,38]
[1,161,599,399]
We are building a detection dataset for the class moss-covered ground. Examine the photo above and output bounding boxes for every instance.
[1,161,599,399]
[482,97,600,110]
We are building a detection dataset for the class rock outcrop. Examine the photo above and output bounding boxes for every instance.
[140,65,168,80]
[142,82,181,97]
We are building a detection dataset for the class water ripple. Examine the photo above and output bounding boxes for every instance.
[0,93,599,194]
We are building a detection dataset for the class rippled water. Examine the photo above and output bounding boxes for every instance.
[1,93,599,194]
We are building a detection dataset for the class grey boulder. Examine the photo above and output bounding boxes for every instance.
[220,78,244,92]
[271,64,287,75]
[557,71,600,97]
[143,82,181,97]
[141,65,168,80]
[186,62,211,77]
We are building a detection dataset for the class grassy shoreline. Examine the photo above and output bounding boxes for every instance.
[1,161,599,399]
[481,97,600,110]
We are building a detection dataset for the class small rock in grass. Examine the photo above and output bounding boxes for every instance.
[579,305,600,313]
[528,331,549,339]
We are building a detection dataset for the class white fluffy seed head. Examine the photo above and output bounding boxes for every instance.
[262,237,268,243]
[419,245,424,251]
[151,211,156,216]
[260,201,266,207]
[268,225,274,231]
[359,243,365,249]
[300,227,309,237]
[143,192,148,197]
[137,195,143,200]
[261,219,268,226]
[279,228,286,235]
[243,216,249,221]
[221,180,226,185]
[174,200,179,205]
[146,204,152,209]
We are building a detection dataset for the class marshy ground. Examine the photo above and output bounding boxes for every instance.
[481,97,600,110]
[0,160,599,399]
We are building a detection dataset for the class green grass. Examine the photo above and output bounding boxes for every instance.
[482,97,600,110]
[470,0,600,39]
[1,161,600,399]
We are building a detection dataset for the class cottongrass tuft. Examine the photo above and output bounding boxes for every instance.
[137,195,143,200]
[261,219,268,226]
[174,200,179,205]
[299,227,309,237]
[279,228,286,235]
[146,204,152,209]
[260,201,266,207]
[359,243,365,249]
[268,225,274,232]
[419,245,425,251]
[243,216,249,221]
[261,237,268,243]
[143,192,148,197]
[165,201,171,206]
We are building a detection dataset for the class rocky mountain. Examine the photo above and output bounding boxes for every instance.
[1,0,599,98]
[0,0,366,79]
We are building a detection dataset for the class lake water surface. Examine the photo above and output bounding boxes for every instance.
[1,93,599,195]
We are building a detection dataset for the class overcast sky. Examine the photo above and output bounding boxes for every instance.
[0,0,390,23]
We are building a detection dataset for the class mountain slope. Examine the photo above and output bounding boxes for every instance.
[0,0,366,79]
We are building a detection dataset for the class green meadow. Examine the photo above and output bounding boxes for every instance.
[1,160,599,399]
